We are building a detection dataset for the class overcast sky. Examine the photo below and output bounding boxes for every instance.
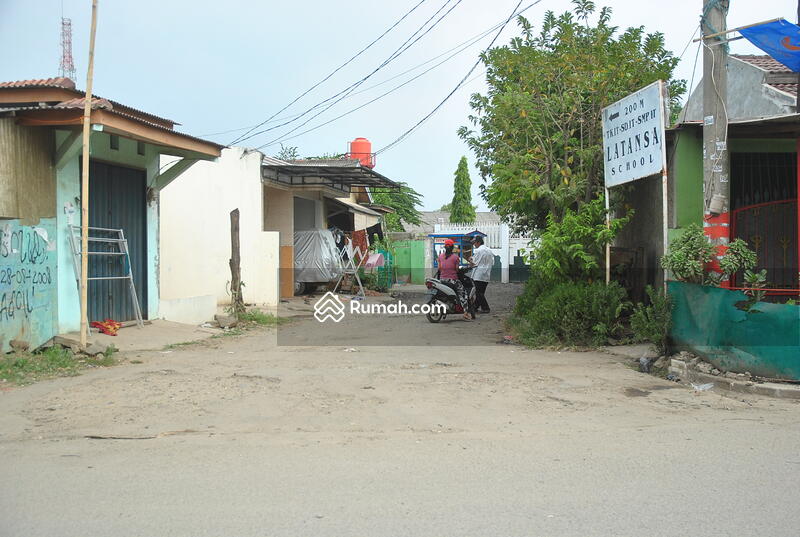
[1,0,797,210]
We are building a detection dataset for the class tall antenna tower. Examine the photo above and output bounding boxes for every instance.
[59,17,76,81]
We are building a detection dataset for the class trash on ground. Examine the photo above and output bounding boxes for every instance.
[691,382,714,391]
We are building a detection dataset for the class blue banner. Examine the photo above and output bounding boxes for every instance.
[739,19,800,72]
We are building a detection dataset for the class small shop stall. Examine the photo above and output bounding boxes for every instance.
[429,230,487,268]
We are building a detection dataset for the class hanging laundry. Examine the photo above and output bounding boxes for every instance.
[351,229,369,262]
[366,222,383,242]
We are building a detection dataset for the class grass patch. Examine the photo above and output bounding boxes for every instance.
[163,341,198,351]
[238,309,286,326]
[0,346,117,386]
[211,328,244,339]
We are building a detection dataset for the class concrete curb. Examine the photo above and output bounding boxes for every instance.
[670,359,800,400]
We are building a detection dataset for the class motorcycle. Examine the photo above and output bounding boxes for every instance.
[424,266,477,323]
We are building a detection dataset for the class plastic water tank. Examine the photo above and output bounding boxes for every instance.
[348,137,374,168]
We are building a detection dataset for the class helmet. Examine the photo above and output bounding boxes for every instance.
[443,239,455,247]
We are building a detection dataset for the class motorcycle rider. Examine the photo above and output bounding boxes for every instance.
[438,239,471,320]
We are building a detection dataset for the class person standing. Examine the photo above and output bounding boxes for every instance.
[469,236,493,313]
[438,239,471,320]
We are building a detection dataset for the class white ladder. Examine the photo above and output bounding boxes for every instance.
[68,225,144,327]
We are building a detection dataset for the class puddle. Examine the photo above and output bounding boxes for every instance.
[624,387,651,397]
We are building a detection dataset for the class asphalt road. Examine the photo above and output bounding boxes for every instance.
[1,284,799,537]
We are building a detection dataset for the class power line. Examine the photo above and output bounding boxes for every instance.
[233,0,463,146]
[254,31,491,150]
[205,3,539,140]
[229,0,428,145]
[376,0,530,155]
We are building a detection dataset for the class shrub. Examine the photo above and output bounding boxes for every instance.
[630,285,673,354]
[662,224,759,286]
[660,224,714,284]
[527,196,631,283]
[515,281,629,347]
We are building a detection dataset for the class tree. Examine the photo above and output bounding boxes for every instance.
[371,182,423,232]
[438,202,452,212]
[449,156,476,223]
[273,144,299,161]
[458,0,685,233]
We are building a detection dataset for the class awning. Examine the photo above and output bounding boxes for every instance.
[262,158,400,193]
[326,197,382,217]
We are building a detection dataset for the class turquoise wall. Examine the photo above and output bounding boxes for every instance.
[669,281,800,380]
[54,129,161,334]
[0,218,58,352]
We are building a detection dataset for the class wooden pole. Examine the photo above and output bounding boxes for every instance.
[229,208,244,315]
[79,0,99,348]
[660,80,670,292]
[604,187,611,285]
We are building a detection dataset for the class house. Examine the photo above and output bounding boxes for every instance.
[655,55,799,379]
[0,77,222,353]
[158,138,399,322]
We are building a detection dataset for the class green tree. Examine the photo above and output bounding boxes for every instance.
[449,156,476,223]
[371,182,423,232]
[273,144,299,161]
[438,202,452,211]
[458,0,685,233]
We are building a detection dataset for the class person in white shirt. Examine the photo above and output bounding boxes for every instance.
[469,235,494,313]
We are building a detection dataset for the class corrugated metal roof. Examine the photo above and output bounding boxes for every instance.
[0,77,76,89]
[52,97,114,110]
[0,76,178,126]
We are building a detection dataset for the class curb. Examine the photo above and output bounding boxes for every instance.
[669,359,800,400]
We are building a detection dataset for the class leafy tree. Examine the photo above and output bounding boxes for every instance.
[458,0,686,233]
[273,144,299,161]
[438,202,452,211]
[449,156,476,223]
[528,195,631,284]
[371,182,423,232]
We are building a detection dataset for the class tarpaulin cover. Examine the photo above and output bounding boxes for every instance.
[668,281,800,380]
[739,19,800,72]
[294,229,343,283]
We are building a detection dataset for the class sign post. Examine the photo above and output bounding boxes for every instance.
[601,80,669,286]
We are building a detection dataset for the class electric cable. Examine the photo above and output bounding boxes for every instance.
[229,0,428,145]
[205,1,541,140]
[375,0,529,155]
[233,0,464,146]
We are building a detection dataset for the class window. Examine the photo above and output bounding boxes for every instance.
[137,141,145,156]
[110,134,119,150]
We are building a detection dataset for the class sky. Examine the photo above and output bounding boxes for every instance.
[1,0,797,210]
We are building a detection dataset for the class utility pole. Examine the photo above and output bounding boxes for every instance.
[79,0,99,348]
[701,0,730,280]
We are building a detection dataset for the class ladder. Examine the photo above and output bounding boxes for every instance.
[68,225,144,327]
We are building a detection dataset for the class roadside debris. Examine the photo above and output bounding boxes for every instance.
[691,382,715,391]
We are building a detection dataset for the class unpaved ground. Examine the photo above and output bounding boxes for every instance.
[1,284,799,537]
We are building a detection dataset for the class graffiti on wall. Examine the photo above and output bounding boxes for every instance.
[0,219,57,352]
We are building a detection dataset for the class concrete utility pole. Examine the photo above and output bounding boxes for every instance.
[701,0,730,278]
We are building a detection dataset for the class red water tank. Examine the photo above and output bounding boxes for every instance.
[347,137,375,168]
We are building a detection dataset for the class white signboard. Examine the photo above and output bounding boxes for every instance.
[601,80,667,188]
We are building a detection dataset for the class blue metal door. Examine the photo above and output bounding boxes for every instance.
[88,160,147,322]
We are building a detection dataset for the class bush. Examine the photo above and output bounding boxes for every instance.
[630,285,673,354]
[515,281,629,347]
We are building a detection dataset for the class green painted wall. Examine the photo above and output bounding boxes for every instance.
[54,130,161,333]
[393,240,426,284]
[673,129,704,228]
[0,218,58,353]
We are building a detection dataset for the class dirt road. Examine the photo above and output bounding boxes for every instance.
[1,284,799,536]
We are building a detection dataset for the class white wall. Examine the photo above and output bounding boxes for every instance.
[159,147,280,322]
